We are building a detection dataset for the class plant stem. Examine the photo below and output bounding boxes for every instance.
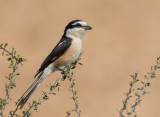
[68,70,80,117]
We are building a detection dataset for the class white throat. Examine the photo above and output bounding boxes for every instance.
[66,28,86,39]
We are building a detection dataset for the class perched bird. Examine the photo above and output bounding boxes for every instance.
[18,20,92,108]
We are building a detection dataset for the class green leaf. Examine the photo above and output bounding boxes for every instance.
[14,51,16,55]
[32,100,36,104]
[19,57,27,63]
[22,110,26,115]
[66,111,71,116]
[132,88,135,91]
[2,51,4,55]
[4,43,8,47]
[157,56,160,61]
[11,48,14,53]
[78,62,82,65]
[141,87,144,90]
[4,76,8,79]
[8,57,11,61]
[16,73,20,75]
[137,88,140,90]
[58,87,60,92]
[134,92,139,96]
[16,114,21,117]
[9,110,13,115]
[22,58,27,62]
[9,73,12,78]
[77,57,81,61]
[146,83,150,86]
[0,43,3,47]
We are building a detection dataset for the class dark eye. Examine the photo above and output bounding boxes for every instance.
[76,23,81,26]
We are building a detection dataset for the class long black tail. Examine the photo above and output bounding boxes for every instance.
[17,72,44,109]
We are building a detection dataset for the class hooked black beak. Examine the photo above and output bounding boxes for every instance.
[85,25,92,30]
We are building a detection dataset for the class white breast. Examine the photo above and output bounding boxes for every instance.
[70,38,82,62]
[53,38,82,70]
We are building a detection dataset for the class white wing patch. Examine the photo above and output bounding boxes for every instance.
[58,40,65,47]
[51,57,57,61]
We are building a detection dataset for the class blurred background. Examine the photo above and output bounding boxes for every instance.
[0,0,160,117]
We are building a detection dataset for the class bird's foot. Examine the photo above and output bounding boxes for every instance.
[71,61,77,69]
[61,71,67,81]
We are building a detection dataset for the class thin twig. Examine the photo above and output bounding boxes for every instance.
[0,46,18,61]
[68,70,80,117]
[22,76,63,117]
[0,46,20,117]
[119,72,138,117]
[127,59,160,116]
[119,57,160,117]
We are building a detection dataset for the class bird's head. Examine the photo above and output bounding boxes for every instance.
[64,20,92,39]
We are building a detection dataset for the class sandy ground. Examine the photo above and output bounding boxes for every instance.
[0,0,160,117]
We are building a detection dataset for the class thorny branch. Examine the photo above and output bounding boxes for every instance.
[127,59,160,116]
[0,44,18,61]
[119,72,139,117]
[10,76,63,117]
[119,57,160,117]
[0,61,18,116]
[0,43,26,117]
[22,77,63,117]
[68,70,80,117]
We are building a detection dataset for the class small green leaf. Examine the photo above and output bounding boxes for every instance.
[11,48,14,53]
[0,43,3,47]
[66,111,71,116]
[77,57,81,61]
[9,110,13,115]
[141,87,144,90]
[146,83,150,86]
[16,114,21,117]
[132,88,135,91]
[22,110,26,115]
[9,73,12,78]
[4,43,8,47]
[16,73,20,75]
[58,87,60,92]
[8,57,11,61]
[52,92,56,95]
[22,58,27,62]
[78,62,82,65]
[19,57,27,63]
[134,92,139,96]
[157,66,160,69]
[4,76,8,78]
[157,56,160,61]
[32,100,36,104]
[137,88,140,90]
[2,51,4,55]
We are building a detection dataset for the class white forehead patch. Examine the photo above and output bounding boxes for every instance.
[72,21,87,26]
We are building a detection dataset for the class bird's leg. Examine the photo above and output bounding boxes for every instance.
[60,70,67,81]
[59,61,77,81]
[71,61,77,69]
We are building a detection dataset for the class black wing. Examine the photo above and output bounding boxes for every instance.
[34,37,72,78]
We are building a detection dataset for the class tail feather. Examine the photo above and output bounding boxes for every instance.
[17,73,43,109]
[17,64,55,109]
